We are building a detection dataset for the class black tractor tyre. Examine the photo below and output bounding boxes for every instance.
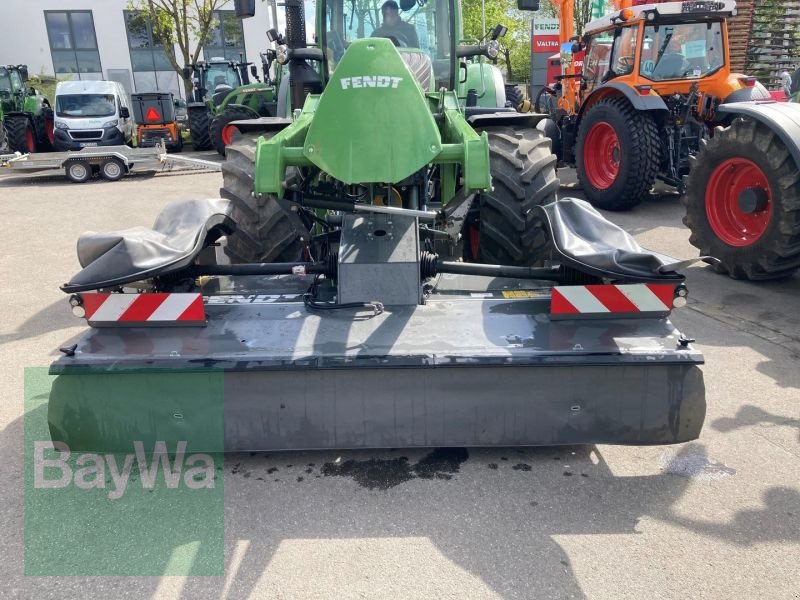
[210,106,256,156]
[188,106,212,151]
[0,122,9,153]
[220,133,309,263]
[171,134,184,153]
[505,85,524,110]
[683,117,800,280]
[5,116,36,153]
[65,160,92,183]
[575,96,660,211]
[474,126,559,265]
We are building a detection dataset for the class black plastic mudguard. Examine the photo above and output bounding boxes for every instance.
[716,101,800,168]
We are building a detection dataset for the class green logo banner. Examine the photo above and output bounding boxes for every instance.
[24,368,224,576]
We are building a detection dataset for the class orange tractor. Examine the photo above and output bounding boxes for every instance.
[536,0,800,279]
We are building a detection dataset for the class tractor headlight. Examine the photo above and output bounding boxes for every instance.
[102,119,119,128]
[486,40,500,59]
[54,120,69,130]
[276,44,289,64]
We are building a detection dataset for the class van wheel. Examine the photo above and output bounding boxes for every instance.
[65,160,92,183]
[100,158,125,181]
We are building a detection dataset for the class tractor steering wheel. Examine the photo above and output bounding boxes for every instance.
[615,55,635,74]
[371,32,409,47]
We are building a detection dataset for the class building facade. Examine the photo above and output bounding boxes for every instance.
[0,0,278,98]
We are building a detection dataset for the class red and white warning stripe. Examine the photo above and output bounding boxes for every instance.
[78,293,205,326]
[551,284,677,318]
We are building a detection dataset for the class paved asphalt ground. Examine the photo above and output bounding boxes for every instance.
[0,155,798,599]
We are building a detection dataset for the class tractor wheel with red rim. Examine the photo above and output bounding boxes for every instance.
[5,115,37,153]
[683,117,800,280]
[575,96,660,211]
[210,106,257,156]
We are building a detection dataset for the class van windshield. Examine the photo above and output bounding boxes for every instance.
[56,94,117,118]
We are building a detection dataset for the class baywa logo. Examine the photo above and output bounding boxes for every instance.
[340,75,403,90]
[34,440,216,500]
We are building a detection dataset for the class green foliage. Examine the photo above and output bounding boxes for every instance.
[573,0,593,36]
[29,76,58,103]
[461,0,532,83]
[526,0,607,36]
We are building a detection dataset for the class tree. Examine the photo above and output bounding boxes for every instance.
[126,0,231,96]
[573,0,592,36]
[537,0,607,36]
[461,0,532,83]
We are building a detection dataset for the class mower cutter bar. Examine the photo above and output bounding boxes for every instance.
[49,274,705,451]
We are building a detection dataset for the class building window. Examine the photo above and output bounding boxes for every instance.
[124,11,179,95]
[124,11,175,72]
[44,11,102,76]
[204,11,246,61]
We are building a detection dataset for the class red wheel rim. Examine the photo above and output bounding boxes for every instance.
[25,127,35,153]
[222,124,239,146]
[706,158,772,247]
[468,224,480,260]
[46,118,55,145]
[583,122,620,190]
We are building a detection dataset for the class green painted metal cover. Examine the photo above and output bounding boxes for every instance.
[303,38,441,184]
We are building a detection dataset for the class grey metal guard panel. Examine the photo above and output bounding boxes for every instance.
[51,276,702,372]
[48,275,705,450]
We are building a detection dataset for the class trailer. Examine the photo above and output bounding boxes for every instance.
[0,142,220,183]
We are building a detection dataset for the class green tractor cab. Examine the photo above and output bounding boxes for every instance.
[184,56,278,154]
[0,65,54,153]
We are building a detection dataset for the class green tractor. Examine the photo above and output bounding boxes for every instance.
[222,0,554,265]
[47,0,707,453]
[184,55,277,155]
[0,65,54,153]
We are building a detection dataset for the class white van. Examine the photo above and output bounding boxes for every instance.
[53,80,135,151]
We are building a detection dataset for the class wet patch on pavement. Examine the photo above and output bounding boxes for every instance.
[320,448,470,490]
[659,448,736,481]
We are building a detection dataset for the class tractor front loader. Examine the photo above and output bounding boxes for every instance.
[46,0,706,453]
[0,65,54,153]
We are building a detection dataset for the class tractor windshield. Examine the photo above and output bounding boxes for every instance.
[205,63,241,90]
[640,21,724,81]
[323,0,453,82]
[0,70,10,94]
[56,94,117,118]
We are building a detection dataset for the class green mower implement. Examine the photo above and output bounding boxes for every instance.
[0,65,54,153]
[47,0,706,452]
[184,55,277,155]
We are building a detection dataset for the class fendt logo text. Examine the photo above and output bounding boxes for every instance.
[340,76,403,90]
